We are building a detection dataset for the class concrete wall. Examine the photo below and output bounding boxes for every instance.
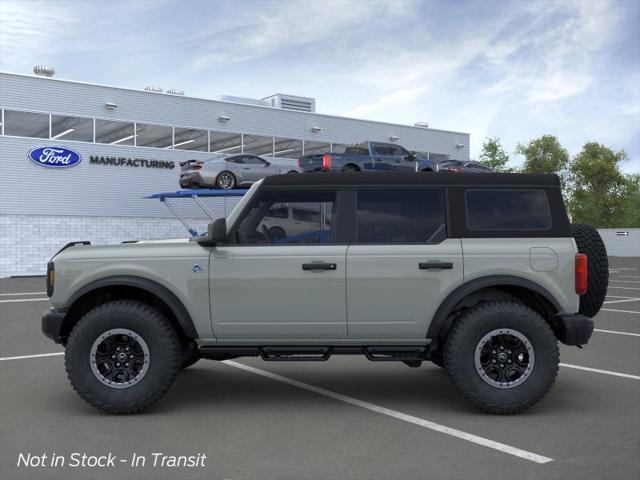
[598,229,640,257]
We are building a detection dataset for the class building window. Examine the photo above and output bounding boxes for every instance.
[210,131,242,154]
[173,127,208,151]
[95,119,135,145]
[3,110,49,138]
[135,123,173,148]
[273,137,303,159]
[303,140,330,156]
[51,115,93,142]
[243,134,274,157]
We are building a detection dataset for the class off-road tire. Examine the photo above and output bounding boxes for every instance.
[65,300,181,414]
[181,341,200,370]
[341,164,359,172]
[570,223,608,317]
[444,301,559,414]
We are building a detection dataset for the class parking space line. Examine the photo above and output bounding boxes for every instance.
[0,352,63,361]
[594,328,640,337]
[615,275,640,279]
[560,363,640,380]
[0,292,47,296]
[605,295,638,299]
[601,308,640,314]
[0,297,49,303]
[609,280,640,284]
[607,286,640,291]
[222,360,553,464]
[603,298,640,304]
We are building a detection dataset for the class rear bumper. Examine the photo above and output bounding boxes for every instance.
[42,308,68,344]
[555,313,594,346]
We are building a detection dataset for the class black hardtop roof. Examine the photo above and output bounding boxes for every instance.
[262,172,561,188]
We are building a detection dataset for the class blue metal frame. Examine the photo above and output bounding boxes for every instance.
[145,188,247,236]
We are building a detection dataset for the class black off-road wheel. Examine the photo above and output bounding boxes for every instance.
[444,301,559,414]
[65,300,182,414]
[570,223,608,317]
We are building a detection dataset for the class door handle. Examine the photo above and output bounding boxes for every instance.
[419,262,453,270]
[302,262,337,271]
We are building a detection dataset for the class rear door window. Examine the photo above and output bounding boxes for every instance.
[465,190,551,230]
[356,189,446,243]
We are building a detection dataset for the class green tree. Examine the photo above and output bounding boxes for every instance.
[619,173,640,227]
[515,135,570,175]
[567,142,629,227]
[479,137,511,172]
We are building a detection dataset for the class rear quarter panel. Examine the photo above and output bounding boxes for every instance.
[462,238,580,313]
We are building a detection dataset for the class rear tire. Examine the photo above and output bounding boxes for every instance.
[570,223,608,317]
[65,300,181,414]
[444,301,558,414]
[342,165,359,172]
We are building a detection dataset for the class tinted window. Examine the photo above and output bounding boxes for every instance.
[227,156,244,164]
[466,190,551,230]
[237,190,335,244]
[136,123,172,148]
[4,110,49,138]
[51,115,93,142]
[356,189,446,243]
[95,119,135,145]
[242,155,266,165]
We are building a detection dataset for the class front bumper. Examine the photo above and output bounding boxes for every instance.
[555,313,594,346]
[42,308,68,344]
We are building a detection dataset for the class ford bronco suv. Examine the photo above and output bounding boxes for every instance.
[42,172,608,414]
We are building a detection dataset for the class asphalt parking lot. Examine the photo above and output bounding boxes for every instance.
[1,257,639,480]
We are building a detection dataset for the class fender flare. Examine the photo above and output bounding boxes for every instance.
[426,275,561,340]
[65,275,198,338]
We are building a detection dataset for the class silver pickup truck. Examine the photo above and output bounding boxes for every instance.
[42,172,608,414]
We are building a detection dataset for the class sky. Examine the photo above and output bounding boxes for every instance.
[1,0,638,172]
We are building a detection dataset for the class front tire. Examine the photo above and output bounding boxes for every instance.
[65,300,181,414]
[444,301,558,414]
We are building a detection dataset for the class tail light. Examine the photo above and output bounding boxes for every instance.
[575,253,588,295]
[449,167,463,173]
[46,262,54,297]
[191,164,202,170]
[322,154,332,171]
[297,158,301,168]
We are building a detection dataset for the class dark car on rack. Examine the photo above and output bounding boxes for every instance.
[438,160,493,173]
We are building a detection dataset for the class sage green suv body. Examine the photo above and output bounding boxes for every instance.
[42,173,608,414]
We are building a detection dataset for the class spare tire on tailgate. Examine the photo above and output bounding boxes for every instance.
[570,224,608,317]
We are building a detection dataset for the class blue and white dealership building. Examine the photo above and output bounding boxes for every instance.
[0,69,470,276]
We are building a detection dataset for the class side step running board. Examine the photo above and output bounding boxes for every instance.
[260,347,333,361]
[363,346,429,361]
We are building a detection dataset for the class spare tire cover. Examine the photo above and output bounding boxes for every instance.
[570,223,609,317]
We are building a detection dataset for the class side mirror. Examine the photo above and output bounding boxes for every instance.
[264,161,271,167]
[195,218,227,246]
[406,151,417,161]
[208,218,227,244]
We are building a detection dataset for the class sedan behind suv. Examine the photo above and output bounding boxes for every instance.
[438,160,493,173]
[180,154,300,189]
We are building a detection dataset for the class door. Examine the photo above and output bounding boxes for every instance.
[372,143,414,171]
[346,188,463,338]
[240,155,271,182]
[210,188,348,339]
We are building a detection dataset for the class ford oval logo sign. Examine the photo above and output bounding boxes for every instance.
[28,146,82,168]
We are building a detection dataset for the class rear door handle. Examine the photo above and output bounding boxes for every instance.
[302,262,337,271]
[419,262,453,270]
